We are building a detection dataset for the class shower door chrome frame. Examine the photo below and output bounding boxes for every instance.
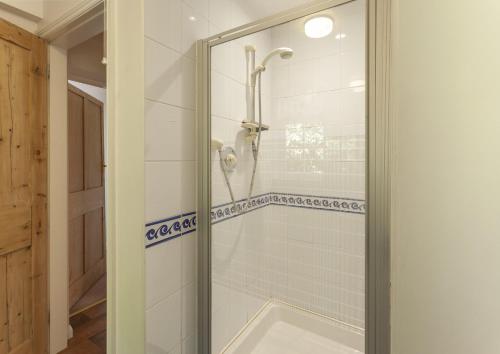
[196,0,392,353]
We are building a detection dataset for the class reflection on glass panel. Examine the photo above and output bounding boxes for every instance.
[210,1,366,353]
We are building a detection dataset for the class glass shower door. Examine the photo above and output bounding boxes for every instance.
[207,1,366,352]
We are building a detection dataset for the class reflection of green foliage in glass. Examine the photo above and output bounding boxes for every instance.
[285,123,303,147]
[304,126,324,147]
[286,148,302,160]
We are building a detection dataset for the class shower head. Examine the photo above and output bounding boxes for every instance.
[260,47,294,68]
[252,47,294,79]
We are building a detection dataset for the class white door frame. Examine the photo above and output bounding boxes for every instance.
[45,0,145,353]
[47,43,69,354]
[105,0,145,353]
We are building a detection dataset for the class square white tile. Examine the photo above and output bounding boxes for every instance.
[146,238,182,309]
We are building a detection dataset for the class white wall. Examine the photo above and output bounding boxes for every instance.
[39,0,94,29]
[0,5,39,31]
[69,80,105,102]
[391,1,500,353]
[0,0,98,33]
[0,0,43,18]
[0,0,44,32]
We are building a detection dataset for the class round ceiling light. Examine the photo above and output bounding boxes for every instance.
[304,16,334,39]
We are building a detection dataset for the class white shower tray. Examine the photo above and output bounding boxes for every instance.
[221,300,364,354]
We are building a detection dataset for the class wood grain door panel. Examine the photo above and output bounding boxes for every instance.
[0,19,48,354]
[0,41,31,205]
[68,91,84,194]
[68,216,84,285]
[83,99,103,189]
[0,206,31,256]
[68,84,105,309]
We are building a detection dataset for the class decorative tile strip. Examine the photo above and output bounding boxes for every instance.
[145,193,365,248]
[211,193,271,225]
[145,212,197,248]
[270,192,366,214]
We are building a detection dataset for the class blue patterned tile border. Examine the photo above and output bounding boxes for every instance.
[145,193,365,248]
[270,192,366,214]
[211,193,271,225]
[145,212,196,248]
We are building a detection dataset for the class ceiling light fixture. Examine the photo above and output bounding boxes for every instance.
[304,16,334,39]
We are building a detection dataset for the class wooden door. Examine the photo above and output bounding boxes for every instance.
[67,85,105,309]
[0,20,48,354]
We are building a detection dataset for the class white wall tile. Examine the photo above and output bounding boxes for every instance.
[146,238,182,309]
[230,80,246,123]
[168,344,182,354]
[181,2,209,59]
[181,232,196,286]
[270,63,290,98]
[314,55,342,92]
[184,0,208,19]
[181,283,196,339]
[181,334,196,354]
[340,88,365,125]
[340,51,365,89]
[146,291,182,353]
[211,41,233,76]
[208,0,233,32]
[339,13,365,55]
[289,59,316,96]
[145,38,182,105]
[145,100,195,161]
[230,42,247,84]
[145,161,195,222]
[180,56,196,109]
[211,71,232,119]
[145,0,182,51]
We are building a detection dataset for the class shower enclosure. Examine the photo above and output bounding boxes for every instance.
[196,0,389,353]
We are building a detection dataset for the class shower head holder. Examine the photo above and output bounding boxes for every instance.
[241,120,269,141]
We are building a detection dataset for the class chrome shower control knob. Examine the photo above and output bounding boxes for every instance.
[220,147,237,172]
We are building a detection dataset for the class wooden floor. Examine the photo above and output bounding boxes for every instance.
[70,274,107,316]
[58,302,107,354]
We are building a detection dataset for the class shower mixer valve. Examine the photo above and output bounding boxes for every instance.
[219,146,237,172]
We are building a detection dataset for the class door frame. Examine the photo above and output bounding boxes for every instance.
[45,0,145,353]
[196,0,392,353]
